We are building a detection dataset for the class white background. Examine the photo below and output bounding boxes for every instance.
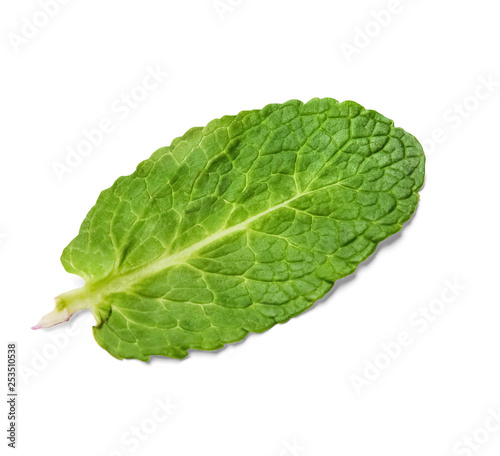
[1,1,499,455]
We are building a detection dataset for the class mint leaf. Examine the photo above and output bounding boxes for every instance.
[35,98,425,361]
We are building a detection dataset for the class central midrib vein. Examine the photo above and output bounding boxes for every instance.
[98,179,347,294]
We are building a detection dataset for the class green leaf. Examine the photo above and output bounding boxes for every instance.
[35,98,425,361]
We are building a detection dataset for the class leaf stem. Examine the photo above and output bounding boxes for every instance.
[32,286,101,329]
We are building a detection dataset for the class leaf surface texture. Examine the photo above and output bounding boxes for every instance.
[59,98,425,360]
